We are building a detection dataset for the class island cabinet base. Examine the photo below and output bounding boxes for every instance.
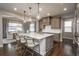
[34,35,53,56]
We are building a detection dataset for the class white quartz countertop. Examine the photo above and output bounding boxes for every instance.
[19,32,54,40]
[42,29,61,34]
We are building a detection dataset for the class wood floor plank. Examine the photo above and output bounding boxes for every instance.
[0,41,76,56]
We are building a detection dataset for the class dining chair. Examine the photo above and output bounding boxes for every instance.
[15,34,23,55]
[20,36,26,44]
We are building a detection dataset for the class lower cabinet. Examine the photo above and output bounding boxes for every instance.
[34,36,53,56]
[53,34,60,42]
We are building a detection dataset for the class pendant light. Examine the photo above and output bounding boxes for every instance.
[23,10,26,23]
[29,7,32,21]
[36,3,40,20]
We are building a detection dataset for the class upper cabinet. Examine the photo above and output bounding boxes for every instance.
[39,16,61,31]
[51,17,61,29]
[39,17,50,31]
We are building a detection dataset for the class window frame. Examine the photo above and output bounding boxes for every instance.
[8,22,23,32]
[64,18,73,32]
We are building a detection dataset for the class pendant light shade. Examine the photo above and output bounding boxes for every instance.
[37,14,40,19]
[29,7,32,21]
[23,10,26,23]
[23,7,32,23]
[36,3,40,20]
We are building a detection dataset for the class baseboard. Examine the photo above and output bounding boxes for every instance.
[63,37,73,40]
[0,45,3,47]
[53,40,61,43]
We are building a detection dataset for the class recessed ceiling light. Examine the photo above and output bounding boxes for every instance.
[64,8,67,11]
[23,20,26,23]
[39,8,42,11]
[47,13,50,16]
[14,8,17,11]
[29,13,31,15]
[29,18,32,21]
[36,14,40,19]
[60,3,63,5]
[37,15,40,19]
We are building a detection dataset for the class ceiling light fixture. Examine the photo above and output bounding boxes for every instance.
[23,10,26,23]
[29,7,32,21]
[64,8,67,11]
[39,8,42,11]
[14,8,17,11]
[47,13,50,16]
[36,3,40,20]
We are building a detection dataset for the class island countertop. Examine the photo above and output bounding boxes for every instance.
[19,32,54,40]
[19,32,54,55]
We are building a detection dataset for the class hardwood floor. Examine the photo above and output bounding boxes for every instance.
[0,43,17,56]
[0,40,77,56]
[48,41,64,56]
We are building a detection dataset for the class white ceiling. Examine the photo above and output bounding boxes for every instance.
[0,3,76,18]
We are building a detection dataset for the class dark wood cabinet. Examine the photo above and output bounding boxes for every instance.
[39,17,50,31]
[51,17,61,29]
[39,16,61,31]
[39,16,61,42]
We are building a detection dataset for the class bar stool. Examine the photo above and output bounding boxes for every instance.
[16,34,20,44]
[19,36,26,56]
[24,36,39,56]
[15,34,23,55]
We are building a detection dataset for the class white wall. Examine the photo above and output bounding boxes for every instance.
[0,15,3,47]
[0,10,37,47]
[0,10,23,20]
[0,10,24,47]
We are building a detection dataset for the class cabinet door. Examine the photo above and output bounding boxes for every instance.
[51,17,60,29]
[54,17,60,28]
[39,17,50,31]
[39,20,43,31]
[40,39,46,56]
[43,18,50,25]
[51,17,55,28]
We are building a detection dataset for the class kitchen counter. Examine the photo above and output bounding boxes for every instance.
[42,29,62,42]
[42,29,61,34]
[19,32,54,40]
[19,32,54,56]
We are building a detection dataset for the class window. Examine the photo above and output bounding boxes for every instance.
[29,23,35,32]
[77,18,79,33]
[64,20,72,32]
[8,23,23,32]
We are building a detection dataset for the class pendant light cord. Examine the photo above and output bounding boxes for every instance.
[37,3,39,15]
[29,7,32,21]
[29,7,32,16]
[24,10,26,21]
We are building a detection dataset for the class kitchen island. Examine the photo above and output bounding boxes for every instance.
[19,32,54,56]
